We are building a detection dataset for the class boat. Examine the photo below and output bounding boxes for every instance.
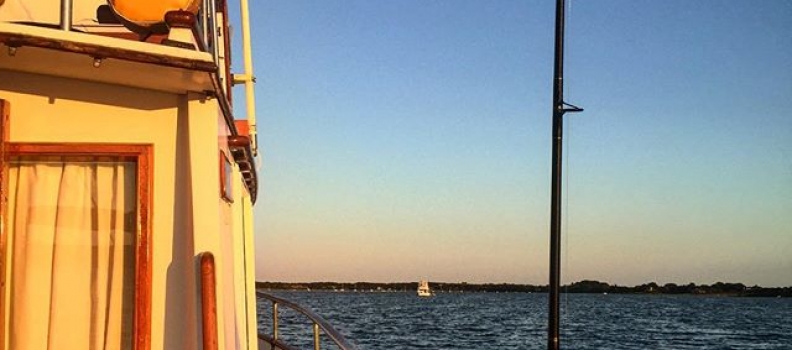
[417,280,434,297]
[0,1,356,350]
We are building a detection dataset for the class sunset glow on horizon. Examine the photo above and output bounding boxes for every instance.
[236,0,792,287]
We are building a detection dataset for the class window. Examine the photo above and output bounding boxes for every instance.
[2,144,151,350]
[219,151,233,202]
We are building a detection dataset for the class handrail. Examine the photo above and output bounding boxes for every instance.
[257,291,358,350]
[7,0,216,62]
[200,252,219,350]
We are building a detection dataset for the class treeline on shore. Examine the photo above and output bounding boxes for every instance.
[255,280,791,297]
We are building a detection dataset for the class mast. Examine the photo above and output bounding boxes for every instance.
[548,0,582,349]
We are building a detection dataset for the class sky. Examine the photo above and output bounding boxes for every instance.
[229,1,791,287]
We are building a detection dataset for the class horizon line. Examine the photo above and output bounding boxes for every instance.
[255,280,792,288]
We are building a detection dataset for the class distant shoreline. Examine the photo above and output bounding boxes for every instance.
[256,280,791,297]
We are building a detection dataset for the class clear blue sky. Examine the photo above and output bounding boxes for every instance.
[231,1,791,287]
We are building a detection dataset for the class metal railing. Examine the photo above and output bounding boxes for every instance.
[257,292,358,350]
[60,0,71,31]
[49,0,218,58]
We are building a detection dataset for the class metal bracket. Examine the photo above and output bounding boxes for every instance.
[561,101,584,113]
[202,90,217,100]
[232,73,257,86]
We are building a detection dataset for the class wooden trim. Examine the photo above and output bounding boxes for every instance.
[200,252,218,350]
[91,32,169,44]
[0,100,7,143]
[0,32,217,72]
[3,142,153,350]
[135,145,153,350]
[0,99,9,350]
[8,143,150,157]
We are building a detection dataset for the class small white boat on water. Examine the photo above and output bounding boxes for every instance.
[417,280,434,297]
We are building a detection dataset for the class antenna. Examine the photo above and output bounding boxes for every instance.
[548,0,583,349]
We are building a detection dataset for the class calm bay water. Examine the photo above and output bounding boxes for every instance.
[257,291,791,349]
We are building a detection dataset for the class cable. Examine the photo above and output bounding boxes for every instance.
[562,106,572,325]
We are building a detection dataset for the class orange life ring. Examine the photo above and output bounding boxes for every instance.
[108,0,201,29]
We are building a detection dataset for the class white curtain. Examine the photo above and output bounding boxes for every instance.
[7,158,135,350]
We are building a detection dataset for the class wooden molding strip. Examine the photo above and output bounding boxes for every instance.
[0,32,217,72]
[0,99,8,350]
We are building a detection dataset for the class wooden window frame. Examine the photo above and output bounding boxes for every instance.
[0,100,8,350]
[1,142,153,350]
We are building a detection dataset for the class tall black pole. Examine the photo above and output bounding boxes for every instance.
[548,0,576,349]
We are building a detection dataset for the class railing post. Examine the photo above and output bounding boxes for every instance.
[313,323,321,350]
[201,0,209,45]
[238,0,259,156]
[60,0,73,31]
[209,0,219,65]
[257,291,358,350]
[272,302,279,341]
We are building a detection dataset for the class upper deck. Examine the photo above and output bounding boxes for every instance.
[0,0,259,199]
[0,0,226,94]
[1,2,261,349]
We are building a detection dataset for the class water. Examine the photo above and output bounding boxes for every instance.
[256,291,792,349]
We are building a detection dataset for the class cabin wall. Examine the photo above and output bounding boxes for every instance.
[218,114,259,350]
[226,153,258,350]
[239,174,258,349]
[217,111,236,350]
[0,69,257,350]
